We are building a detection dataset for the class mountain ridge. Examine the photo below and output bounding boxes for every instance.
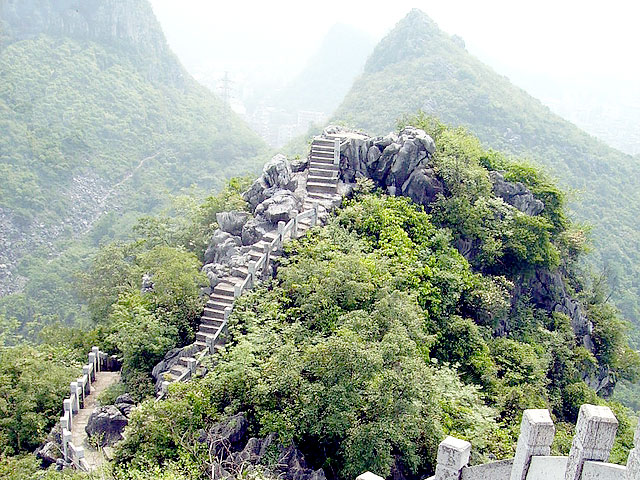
[333,9,640,340]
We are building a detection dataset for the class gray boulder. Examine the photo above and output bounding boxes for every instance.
[263,154,294,190]
[36,441,62,468]
[241,218,273,246]
[216,211,251,237]
[202,262,230,288]
[85,405,128,446]
[202,413,249,459]
[114,394,135,417]
[490,171,544,216]
[140,273,154,293]
[290,157,309,173]
[204,230,241,265]
[400,166,444,207]
[255,190,302,224]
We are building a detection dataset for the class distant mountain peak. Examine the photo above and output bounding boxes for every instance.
[364,8,448,74]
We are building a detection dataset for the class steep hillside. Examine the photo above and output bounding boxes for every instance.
[333,9,640,341]
[0,0,266,297]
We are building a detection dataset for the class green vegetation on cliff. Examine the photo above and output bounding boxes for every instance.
[333,9,640,347]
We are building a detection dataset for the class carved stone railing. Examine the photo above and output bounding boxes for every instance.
[361,404,639,480]
[59,346,116,471]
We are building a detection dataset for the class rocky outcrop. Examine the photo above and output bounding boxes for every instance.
[114,394,135,417]
[199,414,326,480]
[85,405,128,447]
[216,211,251,237]
[336,126,444,208]
[489,171,544,215]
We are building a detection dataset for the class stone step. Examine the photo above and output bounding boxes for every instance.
[313,138,335,146]
[195,340,208,350]
[199,324,221,335]
[248,250,264,261]
[206,296,233,311]
[213,283,235,298]
[311,142,334,150]
[310,150,334,159]
[178,356,197,368]
[202,307,225,319]
[170,363,189,378]
[232,265,249,277]
[306,191,339,202]
[200,317,224,328]
[263,231,278,241]
[308,175,338,185]
[309,168,338,178]
[196,331,220,344]
[310,156,336,166]
[307,181,337,194]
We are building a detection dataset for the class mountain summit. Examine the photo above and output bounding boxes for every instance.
[333,9,640,339]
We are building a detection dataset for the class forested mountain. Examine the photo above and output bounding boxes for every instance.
[333,9,640,343]
[0,0,266,298]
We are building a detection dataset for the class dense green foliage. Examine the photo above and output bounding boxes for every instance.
[0,3,268,337]
[114,175,637,479]
[333,9,640,350]
[0,180,249,458]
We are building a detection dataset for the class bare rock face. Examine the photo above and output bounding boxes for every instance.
[204,230,242,265]
[216,211,251,237]
[85,405,128,447]
[244,154,297,210]
[114,394,135,417]
[200,414,326,480]
[490,171,544,216]
[35,441,62,468]
[255,190,303,224]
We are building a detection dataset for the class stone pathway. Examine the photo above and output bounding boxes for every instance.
[71,371,121,470]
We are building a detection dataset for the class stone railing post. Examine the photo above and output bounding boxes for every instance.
[356,472,384,480]
[312,203,319,227]
[161,381,169,396]
[248,263,256,288]
[70,382,79,413]
[91,346,100,372]
[334,137,340,165]
[224,306,232,321]
[234,284,242,298]
[291,210,299,238]
[278,221,285,245]
[264,243,271,279]
[63,399,72,429]
[626,421,640,479]
[82,366,91,393]
[62,429,72,463]
[510,409,555,480]
[187,358,197,374]
[565,404,618,480]
[87,353,96,381]
[435,436,471,480]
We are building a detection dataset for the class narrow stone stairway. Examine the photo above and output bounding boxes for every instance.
[158,134,344,392]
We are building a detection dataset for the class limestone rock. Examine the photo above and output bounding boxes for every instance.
[202,262,230,288]
[490,171,544,216]
[152,343,203,391]
[35,441,62,468]
[204,230,241,265]
[114,394,135,417]
[400,166,444,207]
[85,405,128,446]
[263,154,293,190]
[203,413,249,459]
[140,273,154,293]
[255,190,302,224]
[216,211,250,237]
[242,218,273,246]
[290,157,309,173]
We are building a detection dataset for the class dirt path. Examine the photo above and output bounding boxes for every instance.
[71,371,121,470]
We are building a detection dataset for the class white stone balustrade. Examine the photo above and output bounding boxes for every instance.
[511,409,556,480]
[435,436,471,480]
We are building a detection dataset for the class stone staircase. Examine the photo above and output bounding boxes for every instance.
[157,134,344,394]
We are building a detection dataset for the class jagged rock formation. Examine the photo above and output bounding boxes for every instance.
[85,405,128,447]
[199,414,326,480]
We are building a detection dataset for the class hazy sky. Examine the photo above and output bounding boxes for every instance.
[149,0,640,88]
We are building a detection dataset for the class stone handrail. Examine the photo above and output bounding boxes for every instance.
[360,405,638,480]
[59,346,114,471]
